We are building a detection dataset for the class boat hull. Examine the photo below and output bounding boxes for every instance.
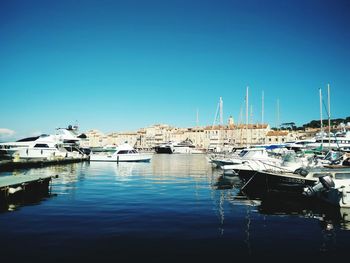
[154,146,174,154]
[90,153,153,162]
[238,170,317,196]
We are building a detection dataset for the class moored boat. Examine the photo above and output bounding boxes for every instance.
[90,142,153,162]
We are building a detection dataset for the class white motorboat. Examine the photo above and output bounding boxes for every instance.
[0,125,87,160]
[154,139,204,154]
[303,169,350,208]
[89,142,153,162]
[220,147,284,171]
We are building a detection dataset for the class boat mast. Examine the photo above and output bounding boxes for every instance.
[276,98,280,131]
[196,108,199,128]
[219,97,223,125]
[250,104,253,145]
[319,88,324,147]
[260,90,264,144]
[239,104,243,146]
[246,86,249,147]
[261,90,264,126]
[212,98,220,127]
[327,84,331,149]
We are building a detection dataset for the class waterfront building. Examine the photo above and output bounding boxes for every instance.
[265,130,295,144]
[83,123,313,152]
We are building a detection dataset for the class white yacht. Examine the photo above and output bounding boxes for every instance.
[155,139,204,154]
[219,147,284,171]
[306,129,350,152]
[90,142,153,162]
[0,125,87,160]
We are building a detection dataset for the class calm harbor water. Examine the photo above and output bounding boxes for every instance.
[0,154,349,262]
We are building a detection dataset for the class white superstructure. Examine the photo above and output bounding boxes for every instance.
[90,142,153,162]
[0,125,87,160]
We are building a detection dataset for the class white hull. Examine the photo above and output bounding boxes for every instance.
[6,147,85,160]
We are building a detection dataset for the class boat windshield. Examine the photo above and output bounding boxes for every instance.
[16,136,40,142]
[335,173,350,180]
[239,150,249,157]
[282,153,298,163]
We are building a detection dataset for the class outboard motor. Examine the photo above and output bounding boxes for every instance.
[303,175,335,197]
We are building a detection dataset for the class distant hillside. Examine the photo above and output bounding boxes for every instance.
[275,116,350,131]
[302,116,350,129]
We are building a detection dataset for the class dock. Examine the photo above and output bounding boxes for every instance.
[0,174,58,207]
[0,156,89,172]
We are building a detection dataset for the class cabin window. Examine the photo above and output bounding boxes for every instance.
[335,173,350,180]
[117,150,129,154]
[16,136,40,142]
[34,144,49,148]
[312,173,332,178]
[239,150,248,157]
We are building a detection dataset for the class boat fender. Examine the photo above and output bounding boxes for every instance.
[8,186,23,195]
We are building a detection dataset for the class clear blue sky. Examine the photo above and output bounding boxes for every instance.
[1,0,349,139]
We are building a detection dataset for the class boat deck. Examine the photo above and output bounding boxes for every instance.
[0,174,57,189]
[0,156,89,172]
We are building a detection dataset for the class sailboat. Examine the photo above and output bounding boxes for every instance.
[306,85,350,153]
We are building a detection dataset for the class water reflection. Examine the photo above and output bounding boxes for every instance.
[0,183,54,213]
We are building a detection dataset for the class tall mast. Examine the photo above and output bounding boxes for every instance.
[319,88,323,147]
[239,104,243,146]
[196,108,199,127]
[213,99,220,127]
[261,90,264,125]
[219,97,223,125]
[246,86,249,146]
[327,84,331,148]
[276,98,280,131]
[250,104,253,145]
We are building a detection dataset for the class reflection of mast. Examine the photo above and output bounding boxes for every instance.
[244,203,252,256]
[218,191,225,236]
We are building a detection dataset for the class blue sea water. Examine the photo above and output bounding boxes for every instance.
[0,154,349,263]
